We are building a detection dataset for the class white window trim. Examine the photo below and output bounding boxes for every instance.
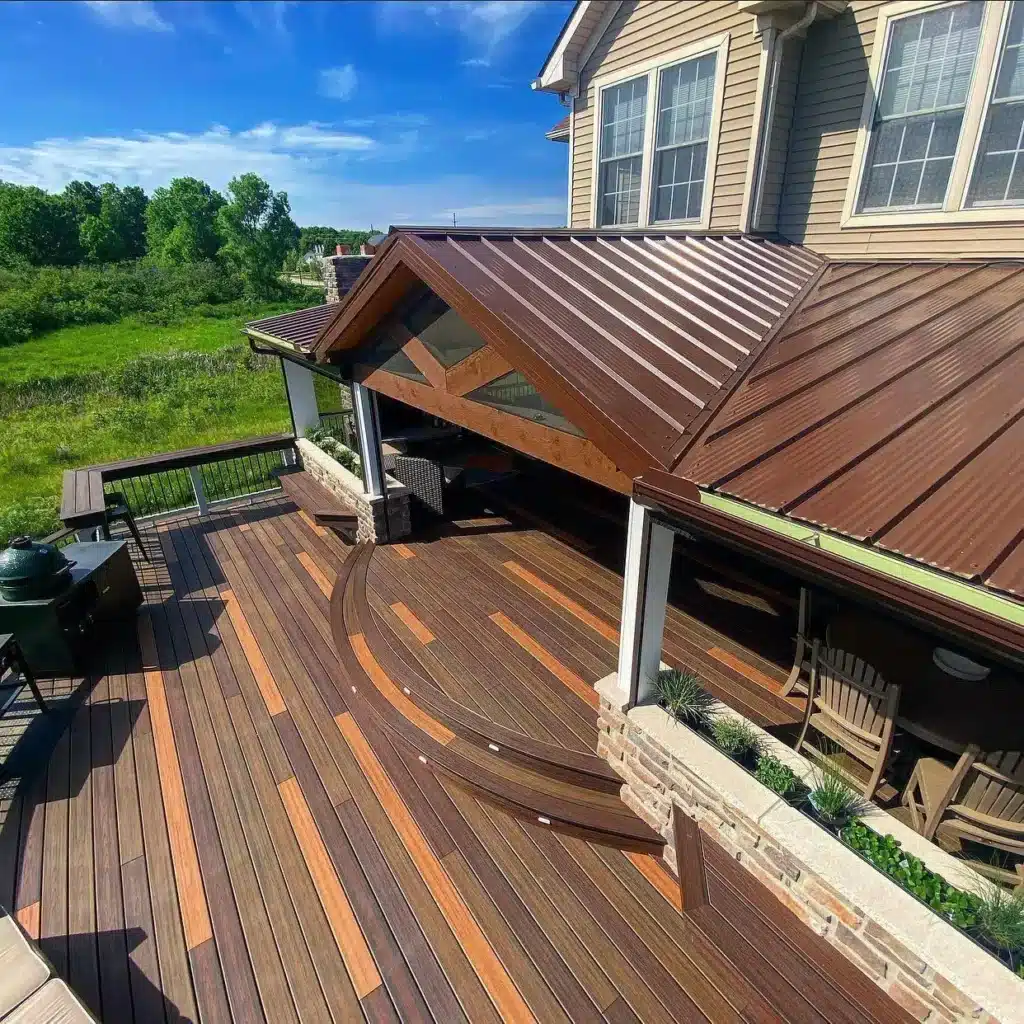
[588,33,731,231]
[841,0,1023,228]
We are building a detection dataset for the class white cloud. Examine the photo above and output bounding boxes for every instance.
[84,1,173,32]
[319,65,358,101]
[0,123,564,228]
[235,0,294,39]
[461,57,490,68]
[378,1,540,62]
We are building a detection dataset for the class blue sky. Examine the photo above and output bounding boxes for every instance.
[0,0,573,228]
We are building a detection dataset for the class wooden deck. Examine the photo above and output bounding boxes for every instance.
[0,495,905,1024]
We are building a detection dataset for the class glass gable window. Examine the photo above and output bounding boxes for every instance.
[968,1,1024,206]
[466,371,584,436]
[651,52,717,223]
[404,292,487,367]
[597,76,648,226]
[858,3,982,212]
[363,322,427,382]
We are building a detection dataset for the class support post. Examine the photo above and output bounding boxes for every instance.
[352,381,385,499]
[615,499,674,709]
[281,357,320,437]
[188,466,209,516]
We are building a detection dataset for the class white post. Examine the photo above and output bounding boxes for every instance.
[281,358,320,437]
[616,499,674,708]
[189,465,209,516]
[352,381,385,499]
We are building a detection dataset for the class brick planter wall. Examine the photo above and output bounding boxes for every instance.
[596,686,1022,1024]
[296,438,410,544]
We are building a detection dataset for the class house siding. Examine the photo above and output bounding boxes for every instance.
[570,0,761,230]
[755,37,802,234]
[778,1,1024,258]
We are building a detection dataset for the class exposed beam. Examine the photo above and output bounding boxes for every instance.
[446,346,515,397]
[356,365,632,494]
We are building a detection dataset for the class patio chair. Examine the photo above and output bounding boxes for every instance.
[902,747,1024,891]
[795,639,900,801]
[101,492,149,561]
[393,456,445,516]
[781,585,812,697]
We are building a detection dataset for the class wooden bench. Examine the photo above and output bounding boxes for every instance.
[275,469,359,540]
[59,469,107,532]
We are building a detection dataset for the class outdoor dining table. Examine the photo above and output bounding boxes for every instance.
[827,610,1022,756]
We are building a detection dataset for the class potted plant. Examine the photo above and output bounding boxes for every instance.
[709,715,763,770]
[754,753,799,798]
[972,883,1024,975]
[655,668,716,728]
[806,765,869,832]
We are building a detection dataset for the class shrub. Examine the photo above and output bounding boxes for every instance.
[306,424,361,475]
[754,753,798,797]
[972,884,1024,956]
[807,766,866,825]
[710,716,763,759]
[655,668,715,726]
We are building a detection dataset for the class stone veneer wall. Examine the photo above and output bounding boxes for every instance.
[596,686,1022,1024]
[296,437,410,544]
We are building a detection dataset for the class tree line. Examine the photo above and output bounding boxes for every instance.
[0,173,371,298]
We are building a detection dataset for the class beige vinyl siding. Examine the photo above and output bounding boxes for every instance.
[570,0,760,230]
[778,1,1024,258]
[756,37,802,233]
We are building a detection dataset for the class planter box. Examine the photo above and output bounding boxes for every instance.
[596,673,1023,1024]
[296,437,411,544]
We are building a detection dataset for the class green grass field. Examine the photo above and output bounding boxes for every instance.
[0,306,298,543]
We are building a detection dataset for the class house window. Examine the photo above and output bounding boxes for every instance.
[592,35,729,230]
[651,53,717,223]
[403,292,487,367]
[967,0,1024,205]
[845,1,1024,226]
[466,371,584,436]
[858,3,982,212]
[597,76,648,227]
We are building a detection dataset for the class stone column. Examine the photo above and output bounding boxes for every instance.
[614,498,675,709]
[281,358,320,437]
[352,381,385,499]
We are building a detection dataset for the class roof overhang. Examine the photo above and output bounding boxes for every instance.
[637,471,1024,669]
[534,0,622,95]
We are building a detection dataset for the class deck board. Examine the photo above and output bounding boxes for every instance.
[0,496,906,1023]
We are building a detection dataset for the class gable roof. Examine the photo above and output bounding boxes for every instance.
[546,114,570,141]
[534,0,621,93]
[312,227,823,478]
[674,259,1024,601]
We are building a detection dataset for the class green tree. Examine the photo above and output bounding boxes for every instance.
[216,173,298,298]
[146,177,225,265]
[79,183,148,263]
[62,180,102,222]
[0,183,80,266]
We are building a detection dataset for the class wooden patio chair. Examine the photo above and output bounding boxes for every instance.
[795,639,900,801]
[902,747,1024,890]
[781,585,811,696]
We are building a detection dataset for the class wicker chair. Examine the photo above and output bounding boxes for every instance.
[795,639,900,800]
[393,456,445,517]
[902,747,1024,890]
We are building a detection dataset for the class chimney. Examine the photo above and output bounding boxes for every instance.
[322,250,373,304]
[360,241,376,256]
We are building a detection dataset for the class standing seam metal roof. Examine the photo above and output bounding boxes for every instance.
[676,260,1024,600]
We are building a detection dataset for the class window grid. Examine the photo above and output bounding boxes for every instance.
[650,54,716,224]
[597,76,647,227]
[968,1,1024,206]
[858,2,982,213]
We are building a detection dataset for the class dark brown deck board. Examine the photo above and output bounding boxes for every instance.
[0,498,911,1024]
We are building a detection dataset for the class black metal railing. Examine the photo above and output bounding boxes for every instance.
[317,410,357,448]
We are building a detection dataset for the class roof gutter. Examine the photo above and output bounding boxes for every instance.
[635,471,1024,669]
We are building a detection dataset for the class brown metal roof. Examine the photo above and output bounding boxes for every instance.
[546,115,570,141]
[246,303,337,351]
[313,228,823,477]
[675,260,1024,599]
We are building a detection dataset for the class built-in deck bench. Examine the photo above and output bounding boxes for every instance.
[274,468,359,540]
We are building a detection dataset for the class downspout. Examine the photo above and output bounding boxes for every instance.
[750,1,817,232]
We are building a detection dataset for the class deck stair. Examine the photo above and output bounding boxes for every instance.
[275,467,359,538]
[331,543,665,854]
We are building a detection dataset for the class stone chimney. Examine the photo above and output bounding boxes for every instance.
[323,249,372,303]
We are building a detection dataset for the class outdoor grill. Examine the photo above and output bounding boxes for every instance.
[0,536,74,602]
